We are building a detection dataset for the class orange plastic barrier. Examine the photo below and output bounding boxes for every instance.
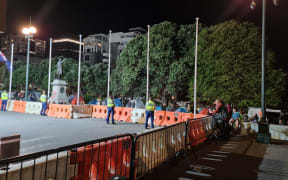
[12,101,26,113]
[70,136,132,180]
[181,113,193,122]
[200,108,209,115]
[162,111,181,125]
[92,105,103,118]
[114,107,123,121]
[181,113,207,122]
[187,119,207,146]
[119,108,133,122]
[47,103,56,117]
[100,106,108,119]
[154,111,166,126]
[46,104,72,119]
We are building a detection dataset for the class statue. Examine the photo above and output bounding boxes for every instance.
[56,59,65,79]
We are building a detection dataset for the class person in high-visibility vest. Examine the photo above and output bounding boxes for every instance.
[145,97,156,129]
[106,96,115,124]
[1,90,8,111]
[40,91,47,116]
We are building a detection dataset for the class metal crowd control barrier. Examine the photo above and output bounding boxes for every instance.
[0,134,134,180]
[130,122,186,179]
[0,116,214,180]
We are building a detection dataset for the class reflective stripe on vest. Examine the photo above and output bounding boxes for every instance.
[107,98,114,108]
[1,93,8,100]
[40,94,47,103]
[146,100,155,111]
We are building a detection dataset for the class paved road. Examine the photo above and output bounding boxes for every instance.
[146,135,288,180]
[0,111,146,155]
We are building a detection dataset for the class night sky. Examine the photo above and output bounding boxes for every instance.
[6,0,288,71]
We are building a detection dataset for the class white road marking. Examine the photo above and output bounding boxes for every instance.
[186,171,211,177]
[212,151,231,154]
[223,144,239,147]
[178,178,194,180]
[207,154,228,158]
[189,165,215,171]
[202,157,223,161]
[226,142,240,144]
[220,146,236,149]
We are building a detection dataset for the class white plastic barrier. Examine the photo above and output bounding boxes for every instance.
[131,108,146,124]
[269,124,288,141]
[7,100,15,111]
[25,102,42,115]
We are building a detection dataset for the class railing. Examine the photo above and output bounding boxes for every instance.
[130,122,186,179]
[0,116,213,180]
[0,134,134,180]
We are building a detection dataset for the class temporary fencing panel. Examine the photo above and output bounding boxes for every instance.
[0,134,134,180]
[203,116,213,136]
[186,117,212,146]
[131,108,146,124]
[25,102,42,115]
[70,135,133,180]
[72,104,93,118]
[133,123,185,178]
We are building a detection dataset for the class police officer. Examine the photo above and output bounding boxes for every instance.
[145,97,156,129]
[1,90,8,111]
[106,95,115,124]
[40,91,47,116]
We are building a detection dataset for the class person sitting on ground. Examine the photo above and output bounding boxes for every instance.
[229,107,240,129]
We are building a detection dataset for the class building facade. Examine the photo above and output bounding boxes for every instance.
[83,34,108,64]
[0,34,46,57]
[110,27,146,67]
[49,37,83,59]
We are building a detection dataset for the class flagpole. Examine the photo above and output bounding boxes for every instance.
[194,17,199,118]
[146,25,150,103]
[107,30,112,100]
[48,38,52,98]
[8,43,14,100]
[77,35,82,105]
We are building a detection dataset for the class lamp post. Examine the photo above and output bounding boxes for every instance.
[250,0,279,143]
[107,30,112,100]
[22,26,36,101]
[250,0,279,122]
[146,25,150,103]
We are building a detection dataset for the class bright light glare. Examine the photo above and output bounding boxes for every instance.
[22,28,30,35]
[29,27,37,34]
[22,26,37,35]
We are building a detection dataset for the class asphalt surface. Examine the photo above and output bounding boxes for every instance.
[0,111,146,155]
[145,134,288,180]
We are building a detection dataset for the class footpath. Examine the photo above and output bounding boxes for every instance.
[144,134,288,180]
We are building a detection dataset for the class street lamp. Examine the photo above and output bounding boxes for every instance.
[250,0,279,143]
[22,26,37,101]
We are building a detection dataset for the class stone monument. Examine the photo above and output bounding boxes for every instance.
[49,59,68,104]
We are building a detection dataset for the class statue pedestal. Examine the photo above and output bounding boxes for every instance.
[49,79,68,104]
